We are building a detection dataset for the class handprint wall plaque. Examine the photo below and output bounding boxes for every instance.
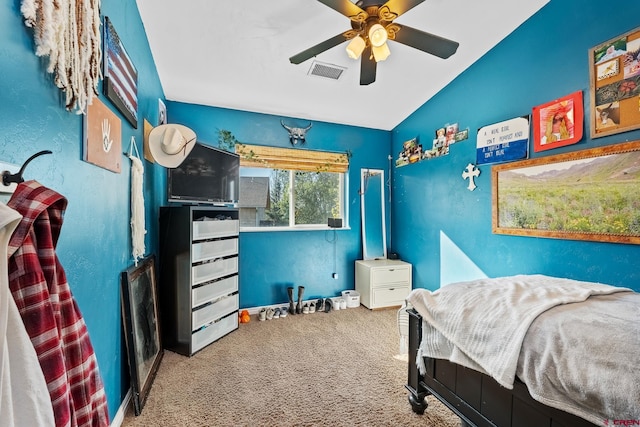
[83,96,122,173]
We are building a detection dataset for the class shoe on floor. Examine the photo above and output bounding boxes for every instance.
[324,298,332,313]
[316,298,325,312]
[309,301,316,313]
[259,308,267,321]
[280,307,288,318]
[303,303,310,314]
[266,307,275,320]
[274,308,281,319]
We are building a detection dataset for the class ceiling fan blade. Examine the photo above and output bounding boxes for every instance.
[380,0,426,17]
[289,33,350,64]
[317,0,366,18]
[360,46,376,85]
[392,24,459,59]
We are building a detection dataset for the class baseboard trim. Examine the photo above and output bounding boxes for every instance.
[110,389,131,427]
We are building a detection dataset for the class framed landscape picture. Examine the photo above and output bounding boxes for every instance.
[492,140,640,245]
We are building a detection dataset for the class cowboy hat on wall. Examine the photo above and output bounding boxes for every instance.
[148,124,197,168]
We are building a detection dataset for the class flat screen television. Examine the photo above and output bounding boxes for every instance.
[167,143,239,205]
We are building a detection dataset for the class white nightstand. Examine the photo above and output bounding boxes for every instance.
[355,259,412,309]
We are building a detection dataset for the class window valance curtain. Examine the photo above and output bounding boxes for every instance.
[235,144,349,173]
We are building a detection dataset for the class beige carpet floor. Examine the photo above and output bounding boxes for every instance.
[122,305,461,426]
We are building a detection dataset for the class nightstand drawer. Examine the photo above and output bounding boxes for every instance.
[192,293,239,331]
[373,286,411,307]
[372,266,411,285]
[356,259,412,309]
[192,238,238,263]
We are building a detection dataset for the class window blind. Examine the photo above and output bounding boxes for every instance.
[235,144,349,173]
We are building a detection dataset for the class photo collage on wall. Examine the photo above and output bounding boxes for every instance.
[392,28,640,172]
[591,27,640,138]
[395,123,469,168]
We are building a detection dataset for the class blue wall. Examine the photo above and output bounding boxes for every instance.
[4,0,640,419]
[167,102,391,307]
[392,0,640,292]
[1,0,165,419]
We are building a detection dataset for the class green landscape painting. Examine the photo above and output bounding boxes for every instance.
[496,150,640,238]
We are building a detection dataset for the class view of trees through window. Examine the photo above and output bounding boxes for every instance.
[240,168,343,228]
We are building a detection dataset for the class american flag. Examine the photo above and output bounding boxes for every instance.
[104,17,138,127]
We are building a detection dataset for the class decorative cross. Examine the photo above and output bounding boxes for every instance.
[462,163,480,191]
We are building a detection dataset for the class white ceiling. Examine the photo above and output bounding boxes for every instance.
[136,0,548,131]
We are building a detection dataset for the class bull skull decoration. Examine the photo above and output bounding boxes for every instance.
[281,120,312,146]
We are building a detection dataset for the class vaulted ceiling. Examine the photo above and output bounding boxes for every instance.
[136,0,549,131]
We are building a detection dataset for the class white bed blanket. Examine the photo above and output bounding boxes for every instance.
[518,291,640,424]
[406,274,632,389]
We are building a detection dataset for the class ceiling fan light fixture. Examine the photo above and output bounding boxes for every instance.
[346,35,366,60]
[289,0,460,85]
[372,42,390,62]
[368,23,388,47]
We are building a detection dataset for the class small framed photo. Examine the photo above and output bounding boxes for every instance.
[532,91,583,152]
[158,99,167,126]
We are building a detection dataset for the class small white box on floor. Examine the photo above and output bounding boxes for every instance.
[341,290,360,308]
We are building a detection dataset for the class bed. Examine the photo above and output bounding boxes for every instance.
[404,275,640,427]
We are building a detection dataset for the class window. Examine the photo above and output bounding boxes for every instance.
[236,144,349,230]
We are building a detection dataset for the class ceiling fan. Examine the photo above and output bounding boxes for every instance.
[289,0,459,85]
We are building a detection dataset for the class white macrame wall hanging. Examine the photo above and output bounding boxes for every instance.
[127,137,146,265]
[21,0,102,114]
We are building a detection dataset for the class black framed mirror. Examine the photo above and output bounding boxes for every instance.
[121,255,163,415]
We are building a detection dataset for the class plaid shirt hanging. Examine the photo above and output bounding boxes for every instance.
[7,181,109,427]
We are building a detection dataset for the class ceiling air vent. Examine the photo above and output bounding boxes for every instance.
[308,61,347,80]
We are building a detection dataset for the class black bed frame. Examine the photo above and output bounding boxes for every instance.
[405,309,598,427]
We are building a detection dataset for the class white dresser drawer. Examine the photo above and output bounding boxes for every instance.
[192,275,238,308]
[371,266,411,285]
[192,238,238,263]
[192,293,239,330]
[192,257,238,285]
[193,219,239,241]
[373,286,411,307]
[192,313,238,353]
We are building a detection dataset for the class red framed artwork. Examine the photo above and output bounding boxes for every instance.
[532,91,583,152]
